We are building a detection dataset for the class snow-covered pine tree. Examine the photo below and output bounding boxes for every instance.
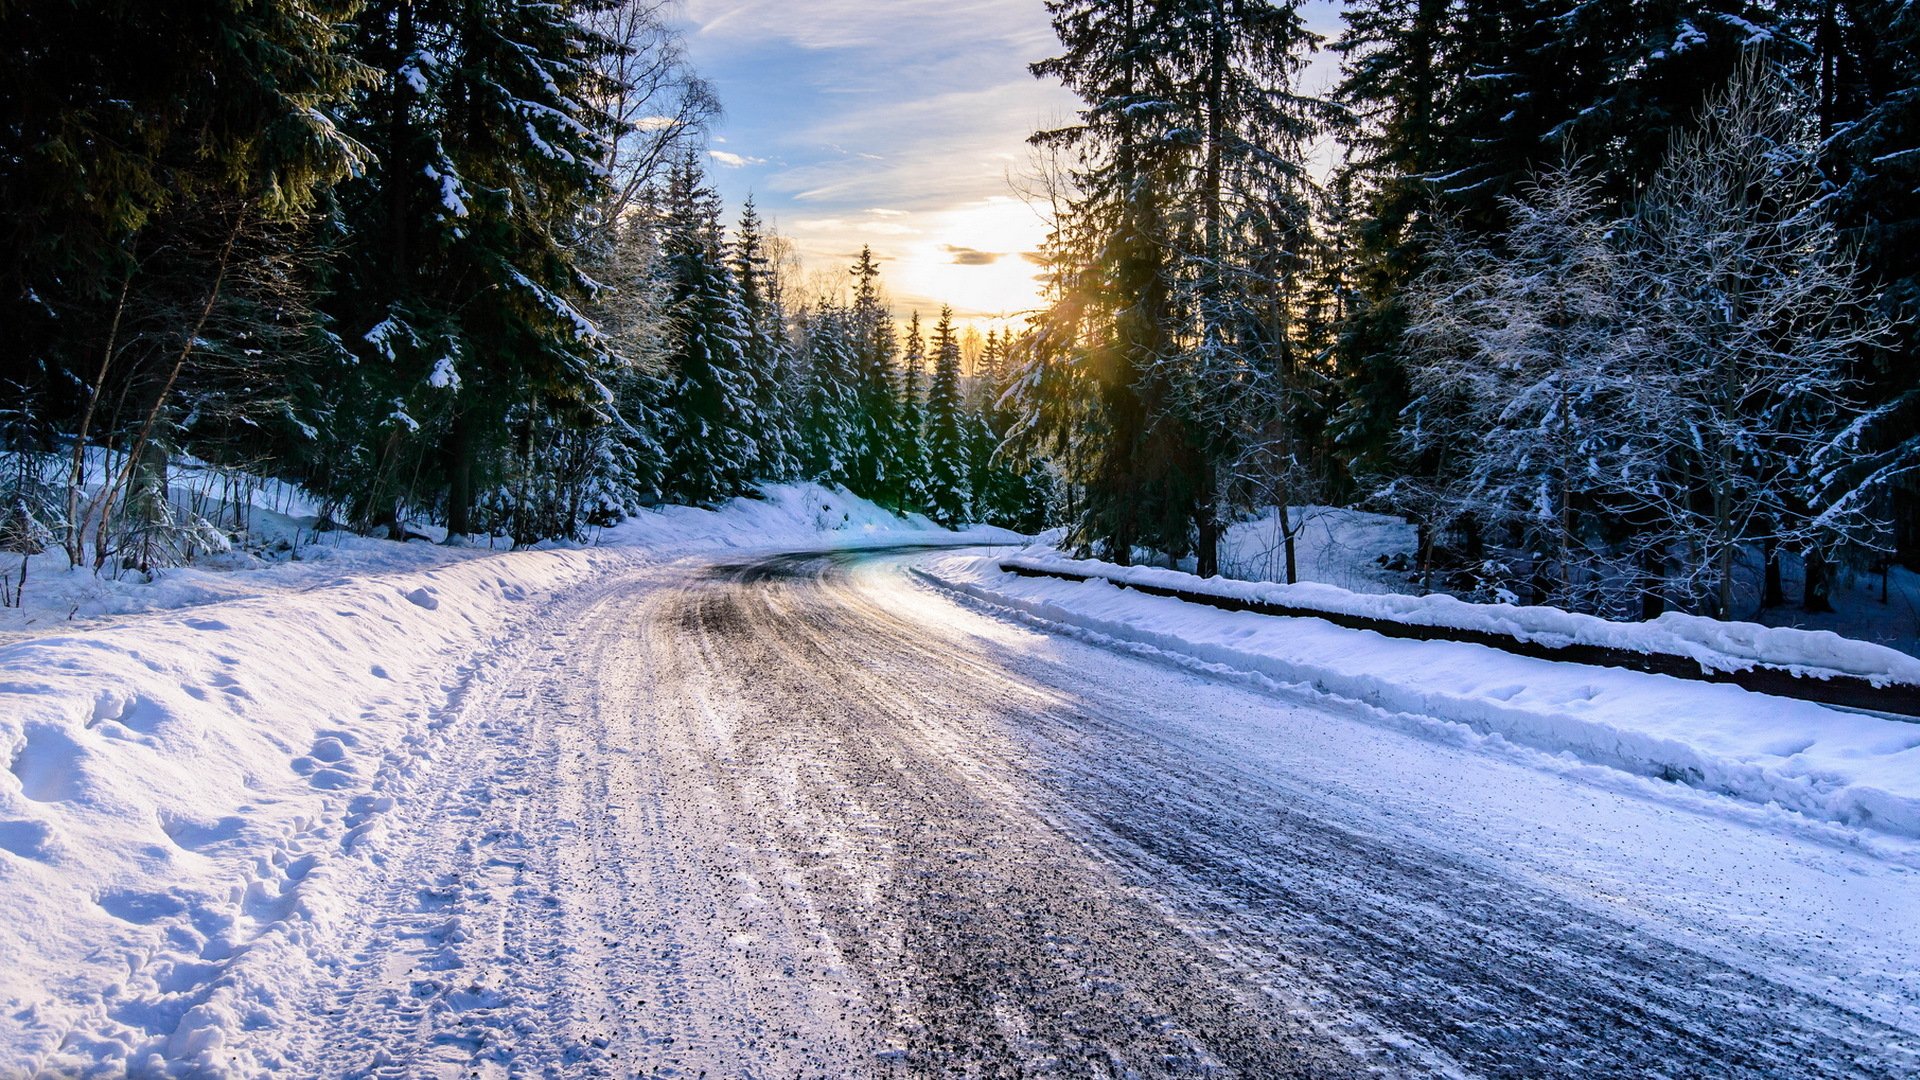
[321,0,619,541]
[895,312,932,512]
[657,155,758,506]
[735,200,800,482]
[960,330,1015,526]
[1791,0,1920,558]
[1158,0,1329,576]
[578,196,672,509]
[923,307,972,525]
[798,300,861,487]
[847,247,905,505]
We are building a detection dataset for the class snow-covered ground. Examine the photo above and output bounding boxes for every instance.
[1215,505,1419,594]
[1203,505,1920,660]
[1002,549,1920,686]
[6,476,1919,1074]
[918,552,1920,841]
[0,483,1015,1073]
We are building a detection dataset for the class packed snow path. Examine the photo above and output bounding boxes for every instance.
[267,547,1915,1075]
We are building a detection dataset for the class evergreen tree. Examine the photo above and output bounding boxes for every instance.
[657,157,757,506]
[0,0,369,564]
[896,312,932,511]
[964,330,1021,525]
[847,247,906,504]
[735,200,800,481]
[1030,0,1185,563]
[799,300,861,486]
[924,307,972,524]
[320,0,620,540]
[1789,0,1920,557]
[1030,0,1325,569]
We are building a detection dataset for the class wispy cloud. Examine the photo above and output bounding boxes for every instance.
[686,0,1058,53]
[708,149,765,168]
[945,245,1003,266]
[676,0,1341,323]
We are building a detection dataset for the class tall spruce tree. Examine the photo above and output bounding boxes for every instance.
[321,0,619,540]
[657,157,757,506]
[799,300,861,486]
[1030,0,1184,563]
[735,200,800,482]
[896,311,932,511]
[923,307,972,524]
[847,247,906,504]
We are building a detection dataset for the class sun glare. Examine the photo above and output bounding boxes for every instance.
[888,196,1050,324]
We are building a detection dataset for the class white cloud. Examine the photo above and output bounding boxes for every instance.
[680,0,1081,319]
[708,149,765,168]
[686,0,1056,52]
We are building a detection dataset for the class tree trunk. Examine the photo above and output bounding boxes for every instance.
[1196,504,1218,579]
[1638,546,1666,620]
[65,266,133,568]
[1716,545,1736,620]
[1279,504,1298,585]
[1417,519,1433,593]
[444,410,475,542]
[1762,537,1786,609]
[1803,550,1836,613]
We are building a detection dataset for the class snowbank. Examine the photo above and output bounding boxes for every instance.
[917,554,1920,840]
[1001,551,1920,687]
[0,482,1011,639]
[1217,505,1418,594]
[0,482,1010,1074]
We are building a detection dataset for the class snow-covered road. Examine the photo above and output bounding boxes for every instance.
[251,545,1917,1077]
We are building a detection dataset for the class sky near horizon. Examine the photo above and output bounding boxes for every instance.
[677,0,1343,330]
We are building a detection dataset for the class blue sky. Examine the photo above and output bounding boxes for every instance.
[678,0,1344,326]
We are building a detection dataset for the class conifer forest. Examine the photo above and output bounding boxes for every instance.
[4,0,1918,624]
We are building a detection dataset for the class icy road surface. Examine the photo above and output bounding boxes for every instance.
[291,547,1919,1077]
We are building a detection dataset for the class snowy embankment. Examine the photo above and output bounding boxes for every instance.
[0,484,1011,1073]
[1005,551,1920,686]
[916,552,1920,839]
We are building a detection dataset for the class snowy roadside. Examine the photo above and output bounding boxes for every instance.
[914,552,1920,841]
[0,483,1014,1074]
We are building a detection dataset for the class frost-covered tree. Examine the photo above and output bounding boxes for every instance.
[1623,62,1892,616]
[1398,65,1892,619]
[1397,167,1638,610]
[798,300,861,486]
[923,307,972,525]
[848,247,906,504]
[1327,0,1785,495]
[895,312,932,512]
[735,200,800,482]
[655,157,757,506]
